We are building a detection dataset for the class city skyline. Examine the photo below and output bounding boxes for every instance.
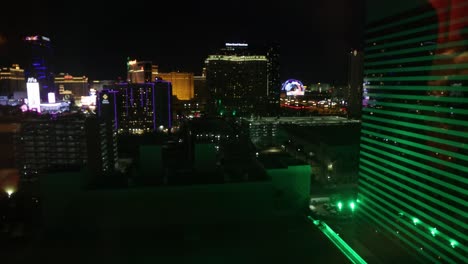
[0,0,364,85]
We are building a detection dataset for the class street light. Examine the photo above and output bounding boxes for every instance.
[350,201,355,211]
[5,188,15,198]
[337,202,343,210]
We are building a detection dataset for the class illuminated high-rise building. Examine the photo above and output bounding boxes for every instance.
[0,64,25,97]
[155,72,194,100]
[127,59,152,83]
[23,35,55,101]
[97,89,119,132]
[55,73,89,99]
[205,43,268,116]
[358,1,467,263]
[112,83,156,134]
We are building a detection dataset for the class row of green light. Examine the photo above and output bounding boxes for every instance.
[409,216,458,249]
[337,201,356,211]
[356,198,442,263]
[358,176,466,261]
[359,167,466,252]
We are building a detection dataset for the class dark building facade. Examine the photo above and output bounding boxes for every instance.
[23,35,55,101]
[347,49,364,119]
[154,79,173,130]
[16,114,117,183]
[205,43,268,116]
[358,1,467,263]
[266,43,281,114]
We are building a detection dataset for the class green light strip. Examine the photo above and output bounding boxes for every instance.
[361,136,468,180]
[362,115,468,138]
[362,108,468,127]
[359,150,466,196]
[365,62,468,74]
[366,16,468,43]
[359,182,468,259]
[361,125,468,163]
[365,1,468,34]
[365,75,468,82]
[364,35,467,53]
[358,190,453,262]
[367,101,468,115]
[360,167,468,237]
[365,53,461,66]
[361,124,468,153]
[364,85,468,92]
[360,162,467,223]
[356,202,439,263]
[359,158,467,207]
[366,93,468,103]
[360,143,468,189]
[365,40,468,59]
[357,188,464,262]
[365,10,437,34]
[307,216,367,264]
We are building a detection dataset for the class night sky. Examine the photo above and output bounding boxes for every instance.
[1,0,365,85]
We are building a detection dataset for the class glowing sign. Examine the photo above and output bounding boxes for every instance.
[41,36,50,41]
[27,81,41,113]
[48,92,56,104]
[25,36,38,41]
[102,94,110,104]
[225,43,248,47]
[282,79,305,96]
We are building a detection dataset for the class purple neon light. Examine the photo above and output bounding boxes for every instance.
[140,88,144,107]
[152,83,156,131]
[113,91,118,130]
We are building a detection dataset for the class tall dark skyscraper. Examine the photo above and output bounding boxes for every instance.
[358,1,467,263]
[266,44,281,114]
[23,35,55,101]
[205,43,268,116]
[347,49,364,119]
[267,43,281,98]
[154,79,172,130]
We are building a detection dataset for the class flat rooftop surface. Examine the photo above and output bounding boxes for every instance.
[5,216,350,264]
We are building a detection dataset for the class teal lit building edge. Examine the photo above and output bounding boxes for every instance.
[358,1,468,263]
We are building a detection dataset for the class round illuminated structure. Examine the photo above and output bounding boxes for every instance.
[281,79,305,96]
